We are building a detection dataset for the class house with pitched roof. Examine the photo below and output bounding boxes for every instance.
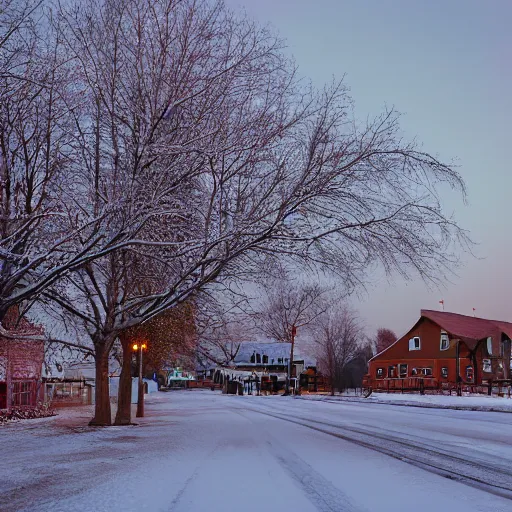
[0,307,45,411]
[366,310,512,391]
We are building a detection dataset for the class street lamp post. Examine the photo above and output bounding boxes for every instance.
[132,342,147,417]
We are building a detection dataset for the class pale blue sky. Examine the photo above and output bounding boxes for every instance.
[225,0,512,335]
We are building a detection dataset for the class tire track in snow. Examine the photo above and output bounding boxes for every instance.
[235,409,367,512]
[266,440,367,512]
[239,403,512,501]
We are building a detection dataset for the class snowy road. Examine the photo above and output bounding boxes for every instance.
[1,391,512,512]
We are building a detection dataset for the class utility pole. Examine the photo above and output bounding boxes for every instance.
[456,340,461,397]
[133,342,147,417]
[284,325,297,396]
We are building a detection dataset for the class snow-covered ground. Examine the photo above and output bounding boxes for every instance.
[300,391,512,412]
[1,390,511,511]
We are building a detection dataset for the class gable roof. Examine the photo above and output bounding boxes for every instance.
[420,310,512,349]
[234,341,314,366]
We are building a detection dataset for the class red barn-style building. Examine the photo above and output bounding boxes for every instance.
[366,310,512,393]
[0,308,45,411]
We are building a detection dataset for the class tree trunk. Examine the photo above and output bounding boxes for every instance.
[114,335,133,425]
[89,345,112,426]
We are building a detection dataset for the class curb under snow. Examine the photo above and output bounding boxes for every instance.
[293,395,512,413]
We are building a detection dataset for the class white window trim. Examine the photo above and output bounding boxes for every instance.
[440,331,450,351]
[486,337,493,356]
[408,336,421,351]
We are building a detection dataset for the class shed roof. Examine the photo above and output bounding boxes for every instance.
[234,341,314,366]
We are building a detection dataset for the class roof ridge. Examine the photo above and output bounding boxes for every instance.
[421,309,512,325]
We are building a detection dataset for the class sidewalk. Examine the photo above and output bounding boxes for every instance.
[296,391,512,413]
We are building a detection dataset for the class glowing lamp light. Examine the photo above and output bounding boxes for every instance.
[132,342,148,351]
[132,343,138,351]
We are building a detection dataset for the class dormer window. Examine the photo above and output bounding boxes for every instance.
[440,331,449,351]
[262,355,268,364]
[256,353,261,364]
[408,336,421,351]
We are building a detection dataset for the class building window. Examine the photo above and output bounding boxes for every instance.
[421,367,432,377]
[399,364,408,378]
[12,381,33,407]
[411,368,418,376]
[250,353,256,363]
[482,359,491,373]
[466,366,474,382]
[376,368,385,378]
[262,355,268,364]
[440,331,450,351]
[408,336,421,351]
[277,358,283,364]
[256,353,261,364]
[441,367,448,378]
[388,366,396,378]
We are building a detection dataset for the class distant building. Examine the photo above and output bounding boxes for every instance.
[200,341,315,375]
[366,310,512,392]
[199,341,317,392]
[0,307,45,411]
[234,341,315,373]
[43,352,120,407]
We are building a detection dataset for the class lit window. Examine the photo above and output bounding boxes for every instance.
[399,364,408,378]
[440,331,450,351]
[482,359,491,373]
[441,367,448,378]
[408,337,421,351]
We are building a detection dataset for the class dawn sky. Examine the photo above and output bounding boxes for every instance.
[226,0,512,337]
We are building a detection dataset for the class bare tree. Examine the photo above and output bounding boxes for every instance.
[195,290,255,369]
[0,0,166,329]
[313,305,363,396]
[254,264,327,393]
[255,272,326,344]
[30,0,468,426]
[373,327,397,354]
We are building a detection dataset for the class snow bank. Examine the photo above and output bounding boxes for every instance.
[298,391,512,412]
